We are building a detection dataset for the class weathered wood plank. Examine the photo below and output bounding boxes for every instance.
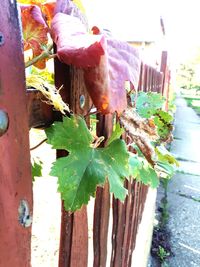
[26,89,54,128]
[93,114,113,267]
[70,206,88,267]
[160,51,168,95]
[54,61,89,267]
[69,67,89,267]
[0,1,33,266]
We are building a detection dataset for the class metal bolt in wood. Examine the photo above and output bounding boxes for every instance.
[0,32,5,46]
[0,110,9,137]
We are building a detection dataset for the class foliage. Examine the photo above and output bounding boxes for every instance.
[177,64,195,89]
[136,92,165,118]
[157,246,170,262]
[31,157,43,181]
[45,116,129,211]
[129,153,159,188]
[120,91,177,189]
[17,0,177,212]
[18,0,141,114]
[20,4,49,69]
[31,66,54,84]
[183,96,200,114]
[26,73,70,114]
[135,92,174,143]
[176,47,200,89]
[107,122,124,146]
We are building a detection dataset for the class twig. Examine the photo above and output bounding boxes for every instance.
[84,110,100,118]
[25,44,56,68]
[30,138,47,151]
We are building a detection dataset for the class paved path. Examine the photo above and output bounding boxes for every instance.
[167,94,200,266]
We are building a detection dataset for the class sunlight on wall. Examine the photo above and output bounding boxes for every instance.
[82,0,200,66]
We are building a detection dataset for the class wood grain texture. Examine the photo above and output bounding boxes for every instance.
[93,114,113,267]
[0,1,32,266]
[54,62,89,267]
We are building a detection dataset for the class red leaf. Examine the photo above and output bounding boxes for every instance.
[51,13,141,114]
[19,1,56,25]
[55,0,87,26]
[84,39,141,114]
[20,4,49,68]
[51,13,105,67]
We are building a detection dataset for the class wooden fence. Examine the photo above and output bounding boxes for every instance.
[0,1,170,267]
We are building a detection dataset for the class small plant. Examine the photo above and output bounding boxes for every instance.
[151,178,172,264]
[157,245,170,262]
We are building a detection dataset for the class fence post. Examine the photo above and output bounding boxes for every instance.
[93,114,113,267]
[0,1,33,266]
[54,59,89,267]
[160,51,168,95]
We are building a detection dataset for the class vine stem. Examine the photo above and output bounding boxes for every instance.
[25,44,56,68]
[84,104,100,118]
[30,138,47,151]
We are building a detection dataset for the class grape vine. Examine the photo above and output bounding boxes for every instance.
[17,0,178,211]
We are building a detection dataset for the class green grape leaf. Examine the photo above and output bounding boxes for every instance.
[137,162,159,188]
[46,116,93,151]
[32,158,43,181]
[128,153,142,177]
[156,161,175,179]
[154,145,179,179]
[156,110,173,123]
[129,152,159,188]
[136,92,165,118]
[107,122,124,146]
[155,145,179,167]
[153,110,173,141]
[45,116,129,211]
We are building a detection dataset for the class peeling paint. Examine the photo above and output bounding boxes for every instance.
[0,110,9,137]
[0,32,5,46]
[18,199,32,228]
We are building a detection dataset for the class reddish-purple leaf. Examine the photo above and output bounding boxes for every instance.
[51,13,105,67]
[55,0,87,26]
[84,39,141,114]
[51,12,141,114]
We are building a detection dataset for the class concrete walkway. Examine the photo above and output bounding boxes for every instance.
[167,94,200,266]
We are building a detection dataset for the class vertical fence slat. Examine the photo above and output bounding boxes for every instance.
[121,180,133,266]
[0,1,33,267]
[69,67,90,267]
[70,206,88,266]
[160,51,168,95]
[54,59,89,267]
[53,57,72,267]
[128,183,141,267]
[110,199,125,267]
[93,114,113,267]
[123,181,138,266]
[93,184,110,267]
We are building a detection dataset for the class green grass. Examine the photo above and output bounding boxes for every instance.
[183,96,200,114]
